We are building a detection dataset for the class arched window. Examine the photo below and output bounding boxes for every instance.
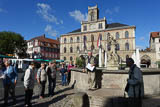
[70,37,73,43]
[83,36,87,49]
[116,32,120,39]
[77,46,79,51]
[64,38,66,43]
[64,57,66,60]
[70,56,73,61]
[99,34,102,40]
[91,35,94,42]
[90,12,94,21]
[116,44,120,50]
[83,35,87,42]
[64,47,66,53]
[125,31,129,38]
[125,43,129,50]
[77,37,80,42]
[107,33,110,40]
[70,47,73,53]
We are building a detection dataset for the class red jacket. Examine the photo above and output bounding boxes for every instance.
[67,64,74,72]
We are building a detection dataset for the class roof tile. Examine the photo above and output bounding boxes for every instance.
[150,32,160,38]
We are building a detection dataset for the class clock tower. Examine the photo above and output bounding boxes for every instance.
[88,5,99,22]
[81,5,106,32]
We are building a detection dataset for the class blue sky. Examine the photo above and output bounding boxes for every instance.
[0,0,160,49]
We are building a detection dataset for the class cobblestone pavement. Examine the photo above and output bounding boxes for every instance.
[31,83,76,107]
[1,75,160,107]
[0,73,76,107]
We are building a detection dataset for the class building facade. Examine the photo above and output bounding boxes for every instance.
[60,5,136,64]
[139,32,160,68]
[27,34,60,59]
[150,32,160,60]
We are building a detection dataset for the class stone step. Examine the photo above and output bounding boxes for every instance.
[87,88,123,107]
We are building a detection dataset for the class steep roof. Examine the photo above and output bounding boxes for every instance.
[106,23,128,29]
[150,32,160,38]
[28,34,59,44]
[67,23,129,34]
[68,28,81,33]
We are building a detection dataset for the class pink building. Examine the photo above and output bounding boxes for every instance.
[27,34,60,59]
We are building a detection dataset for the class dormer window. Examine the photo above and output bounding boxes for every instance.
[99,23,103,29]
[64,38,67,43]
[83,25,87,31]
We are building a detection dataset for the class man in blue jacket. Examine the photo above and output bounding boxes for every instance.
[3,60,18,106]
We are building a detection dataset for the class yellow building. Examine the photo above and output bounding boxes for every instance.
[60,5,136,64]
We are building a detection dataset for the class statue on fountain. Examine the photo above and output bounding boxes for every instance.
[106,36,119,70]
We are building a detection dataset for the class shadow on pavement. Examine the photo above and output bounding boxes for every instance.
[103,96,160,107]
[15,86,74,107]
[32,93,74,107]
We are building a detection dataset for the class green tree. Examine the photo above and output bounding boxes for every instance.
[76,57,85,68]
[0,31,27,58]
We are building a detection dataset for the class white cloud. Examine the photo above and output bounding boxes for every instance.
[60,20,63,24]
[0,8,3,12]
[0,8,7,13]
[114,6,120,13]
[136,45,145,49]
[105,9,113,15]
[107,18,113,23]
[69,10,88,23]
[45,25,58,37]
[139,36,145,41]
[37,3,63,24]
[105,6,120,15]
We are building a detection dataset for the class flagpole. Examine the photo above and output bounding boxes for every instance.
[99,47,102,67]
[97,35,102,67]
[105,50,107,67]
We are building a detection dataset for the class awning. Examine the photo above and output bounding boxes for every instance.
[56,60,64,62]
[0,54,13,58]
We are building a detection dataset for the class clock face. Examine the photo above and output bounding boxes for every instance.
[90,24,96,30]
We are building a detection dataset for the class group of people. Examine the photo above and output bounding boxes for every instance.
[0,51,144,107]
[0,59,74,107]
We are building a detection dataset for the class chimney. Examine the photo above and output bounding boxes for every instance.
[43,34,45,38]
[57,37,60,42]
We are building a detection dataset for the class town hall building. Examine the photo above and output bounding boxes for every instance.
[60,5,136,66]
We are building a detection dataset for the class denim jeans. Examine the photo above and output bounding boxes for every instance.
[4,83,16,104]
[62,74,67,86]
[48,78,56,96]
[39,81,46,97]
[25,89,33,106]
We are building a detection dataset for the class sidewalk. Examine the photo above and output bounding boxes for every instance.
[1,78,160,107]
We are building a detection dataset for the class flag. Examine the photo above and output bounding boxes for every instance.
[83,36,86,49]
[97,35,101,48]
